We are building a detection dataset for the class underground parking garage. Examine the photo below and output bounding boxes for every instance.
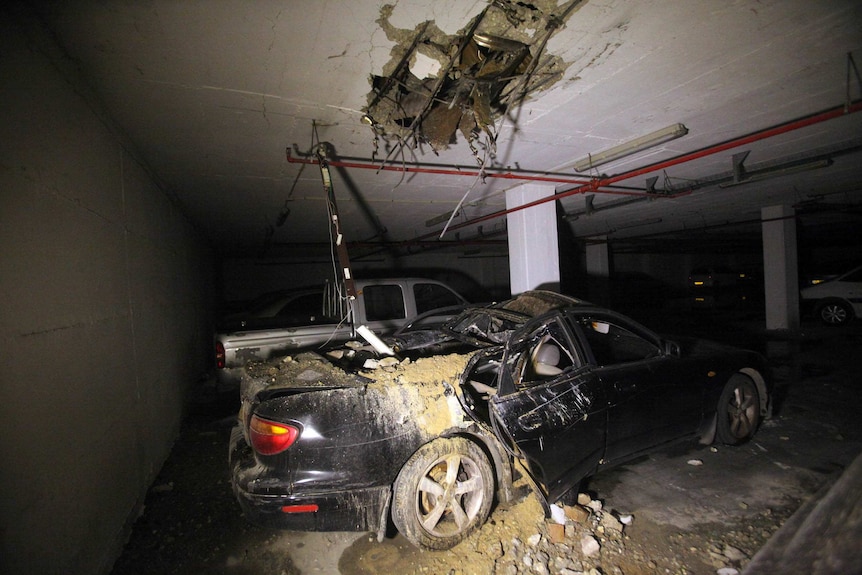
[2,2,862,575]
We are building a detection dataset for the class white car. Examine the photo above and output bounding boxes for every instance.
[800,265,862,326]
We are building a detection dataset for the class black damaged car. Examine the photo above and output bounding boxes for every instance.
[229,290,771,550]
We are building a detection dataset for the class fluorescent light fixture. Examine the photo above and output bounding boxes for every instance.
[356,325,395,356]
[574,123,689,172]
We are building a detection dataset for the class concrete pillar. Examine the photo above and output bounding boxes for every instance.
[586,237,610,276]
[586,236,611,305]
[506,184,559,295]
[761,205,800,331]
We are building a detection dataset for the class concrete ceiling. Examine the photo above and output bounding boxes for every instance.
[33,0,862,260]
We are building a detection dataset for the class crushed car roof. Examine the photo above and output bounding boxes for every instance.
[500,290,583,317]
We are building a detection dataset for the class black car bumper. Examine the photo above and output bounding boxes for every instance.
[229,426,391,533]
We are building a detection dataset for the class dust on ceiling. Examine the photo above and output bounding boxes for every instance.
[363,0,583,165]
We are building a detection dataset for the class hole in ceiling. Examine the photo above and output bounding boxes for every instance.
[364,1,582,162]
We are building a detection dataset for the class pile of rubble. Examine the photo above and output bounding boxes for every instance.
[492,493,635,575]
[410,483,770,575]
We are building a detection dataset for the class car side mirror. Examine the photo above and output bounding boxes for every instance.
[663,340,681,357]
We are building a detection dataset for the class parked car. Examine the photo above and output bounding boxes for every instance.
[688,266,760,311]
[230,291,771,550]
[800,265,862,326]
[215,278,467,388]
[688,266,744,290]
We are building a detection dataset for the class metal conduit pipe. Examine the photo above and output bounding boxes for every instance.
[288,100,861,245]
[407,99,862,242]
[606,100,862,186]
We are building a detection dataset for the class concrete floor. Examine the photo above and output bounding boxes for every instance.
[588,315,862,574]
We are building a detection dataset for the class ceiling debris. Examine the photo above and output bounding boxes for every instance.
[364,1,584,164]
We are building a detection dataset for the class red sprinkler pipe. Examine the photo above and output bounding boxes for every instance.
[290,99,862,242]
[607,100,862,186]
[410,100,862,240]
[287,150,660,198]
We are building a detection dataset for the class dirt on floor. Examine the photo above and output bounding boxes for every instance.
[107,411,795,575]
[110,317,862,575]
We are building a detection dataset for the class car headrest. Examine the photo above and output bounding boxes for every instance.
[533,340,563,376]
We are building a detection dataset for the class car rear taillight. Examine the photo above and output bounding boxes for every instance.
[281,504,319,514]
[215,342,225,369]
[249,415,299,455]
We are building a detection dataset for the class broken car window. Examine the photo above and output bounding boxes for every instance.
[447,309,522,345]
[508,318,580,389]
[574,318,661,366]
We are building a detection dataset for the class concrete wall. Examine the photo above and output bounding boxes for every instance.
[0,10,213,575]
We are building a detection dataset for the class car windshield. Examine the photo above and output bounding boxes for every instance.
[445,308,526,345]
[442,292,582,347]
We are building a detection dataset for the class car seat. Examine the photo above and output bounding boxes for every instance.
[532,338,563,377]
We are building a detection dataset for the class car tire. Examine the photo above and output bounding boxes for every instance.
[815,299,853,326]
[716,374,761,445]
[392,437,494,550]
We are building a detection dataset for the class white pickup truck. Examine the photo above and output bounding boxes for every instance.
[214,278,468,387]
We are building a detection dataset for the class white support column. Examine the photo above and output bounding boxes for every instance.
[506,184,559,295]
[761,205,800,331]
[586,237,610,277]
[586,236,611,304]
